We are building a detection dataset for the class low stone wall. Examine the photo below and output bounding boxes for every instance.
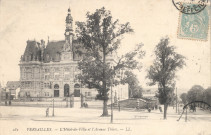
[0,100,103,108]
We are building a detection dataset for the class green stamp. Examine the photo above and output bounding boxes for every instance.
[178,6,209,41]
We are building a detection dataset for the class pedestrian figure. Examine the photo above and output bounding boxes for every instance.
[46,107,49,117]
[5,101,7,106]
[155,105,158,110]
[194,103,197,112]
[159,106,162,112]
[118,102,121,112]
[148,108,151,113]
[9,100,11,106]
[69,100,72,108]
[83,102,88,108]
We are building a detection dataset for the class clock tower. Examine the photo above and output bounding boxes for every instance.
[61,8,74,61]
[64,8,73,52]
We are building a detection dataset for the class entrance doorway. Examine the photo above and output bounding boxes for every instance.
[64,84,70,97]
[74,83,80,97]
[74,89,80,97]
[54,84,59,97]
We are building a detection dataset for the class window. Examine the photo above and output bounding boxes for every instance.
[34,68,40,79]
[26,67,32,72]
[45,75,49,80]
[50,67,54,72]
[45,68,50,73]
[34,74,39,79]
[74,66,79,72]
[26,73,32,79]
[64,67,70,72]
[50,74,54,79]
[27,55,31,61]
[44,83,50,89]
[46,54,50,61]
[55,53,60,61]
[55,75,60,80]
[88,92,91,96]
[64,74,70,80]
[34,68,40,73]
[25,67,32,79]
[25,82,31,88]
[45,92,49,96]
[35,82,40,89]
[21,82,24,88]
[55,67,60,72]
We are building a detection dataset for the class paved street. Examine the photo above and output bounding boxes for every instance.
[0,105,211,135]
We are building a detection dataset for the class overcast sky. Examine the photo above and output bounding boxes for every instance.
[0,0,210,93]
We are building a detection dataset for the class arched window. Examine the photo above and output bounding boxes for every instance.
[74,84,80,88]
[54,84,59,89]
[74,83,80,97]
[54,84,59,97]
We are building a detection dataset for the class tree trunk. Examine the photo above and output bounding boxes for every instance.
[163,103,168,119]
[102,99,108,116]
[101,45,109,116]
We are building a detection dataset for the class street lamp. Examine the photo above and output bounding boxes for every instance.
[80,78,84,108]
[176,87,178,113]
[52,99,54,116]
[110,75,113,123]
[110,65,114,124]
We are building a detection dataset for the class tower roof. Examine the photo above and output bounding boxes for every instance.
[66,8,73,23]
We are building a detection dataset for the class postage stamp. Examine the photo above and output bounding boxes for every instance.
[177,5,209,41]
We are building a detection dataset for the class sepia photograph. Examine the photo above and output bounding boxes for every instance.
[0,0,210,134]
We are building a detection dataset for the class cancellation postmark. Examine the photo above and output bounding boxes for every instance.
[172,0,208,14]
[174,0,210,41]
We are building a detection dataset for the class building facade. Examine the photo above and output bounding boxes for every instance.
[19,8,128,100]
[6,81,20,99]
[19,8,97,99]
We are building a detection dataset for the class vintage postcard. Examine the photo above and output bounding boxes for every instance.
[0,0,210,135]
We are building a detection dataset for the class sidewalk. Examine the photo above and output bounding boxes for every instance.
[30,107,176,124]
[1,106,211,135]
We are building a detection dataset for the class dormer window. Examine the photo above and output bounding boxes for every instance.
[55,52,60,61]
[46,54,50,61]
[27,55,30,61]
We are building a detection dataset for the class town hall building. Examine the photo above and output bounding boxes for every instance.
[19,8,128,101]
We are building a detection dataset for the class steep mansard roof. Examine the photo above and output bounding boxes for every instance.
[44,40,65,62]
[23,40,42,61]
[21,40,82,62]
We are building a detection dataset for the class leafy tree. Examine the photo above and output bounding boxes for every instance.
[187,85,204,102]
[170,93,177,106]
[180,93,188,105]
[121,71,143,98]
[75,7,145,116]
[146,37,186,119]
[131,86,143,98]
[204,87,211,105]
